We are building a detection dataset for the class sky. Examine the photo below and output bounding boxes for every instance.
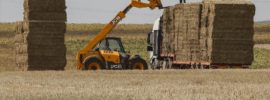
[0,0,270,24]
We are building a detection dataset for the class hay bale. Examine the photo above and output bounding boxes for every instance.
[15,21,67,70]
[15,0,67,71]
[22,21,66,33]
[24,0,66,12]
[162,3,202,62]
[161,1,255,66]
[14,34,25,43]
[23,0,66,21]
[24,11,67,21]
[201,2,255,65]
[161,7,175,56]
[15,43,28,54]
[15,22,24,34]
[203,0,253,4]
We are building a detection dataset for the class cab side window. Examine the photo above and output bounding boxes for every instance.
[95,40,109,51]
[108,39,122,52]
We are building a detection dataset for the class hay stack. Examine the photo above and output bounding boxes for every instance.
[200,1,255,65]
[173,4,202,62]
[24,0,66,21]
[15,22,27,71]
[161,0,255,66]
[162,3,202,62]
[203,0,253,4]
[161,7,175,56]
[15,0,67,71]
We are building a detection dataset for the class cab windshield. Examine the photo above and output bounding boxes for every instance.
[96,38,125,53]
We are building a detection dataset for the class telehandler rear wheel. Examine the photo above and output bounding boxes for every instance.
[129,58,148,70]
[84,58,105,70]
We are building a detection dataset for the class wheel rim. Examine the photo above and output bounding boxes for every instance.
[88,62,100,70]
[133,63,144,70]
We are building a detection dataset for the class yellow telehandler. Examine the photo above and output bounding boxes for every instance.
[76,0,163,70]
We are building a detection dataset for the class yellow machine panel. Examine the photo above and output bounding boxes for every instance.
[100,50,120,64]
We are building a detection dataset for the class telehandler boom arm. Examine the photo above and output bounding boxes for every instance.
[77,0,163,69]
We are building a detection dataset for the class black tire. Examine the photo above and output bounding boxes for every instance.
[84,58,105,70]
[129,58,148,70]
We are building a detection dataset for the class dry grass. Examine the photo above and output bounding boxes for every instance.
[0,23,15,32]
[254,33,270,44]
[0,70,270,100]
[0,31,16,71]
[254,24,270,44]
[67,23,152,32]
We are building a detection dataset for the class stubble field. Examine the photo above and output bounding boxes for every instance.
[0,70,270,100]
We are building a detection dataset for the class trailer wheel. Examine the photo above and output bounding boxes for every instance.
[167,58,172,69]
[162,58,172,69]
[162,60,166,69]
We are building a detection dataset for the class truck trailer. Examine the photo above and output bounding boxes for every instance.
[147,2,255,69]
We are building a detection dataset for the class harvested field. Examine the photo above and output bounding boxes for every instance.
[253,48,270,69]
[0,70,270,100]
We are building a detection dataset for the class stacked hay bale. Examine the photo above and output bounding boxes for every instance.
[173,4,202,62]
[161,0,255,66]
[161,7,175,56]
[15,0,67,70]
[162,3,202,63]
[201,0,255,65]
[15,22,28,71]
[23,0,67,21]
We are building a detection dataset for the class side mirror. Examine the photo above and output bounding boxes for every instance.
[147,46,153,51]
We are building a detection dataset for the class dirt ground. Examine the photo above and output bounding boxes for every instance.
[0,70,270,100]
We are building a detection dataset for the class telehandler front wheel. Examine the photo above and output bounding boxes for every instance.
[84,58,105,70]
[129,58,148,70]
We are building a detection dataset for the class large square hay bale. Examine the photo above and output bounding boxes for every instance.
[15,21,67,71]
[24,0,66,12]
[24,11,67,21]
[22,21,66,33]
[201,2,255,65]
[23,0,67,21]
[161,0,255,66]
[16,0,67,71]
[162,3,202,62]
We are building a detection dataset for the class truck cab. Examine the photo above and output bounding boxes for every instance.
[147,18,172,69]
